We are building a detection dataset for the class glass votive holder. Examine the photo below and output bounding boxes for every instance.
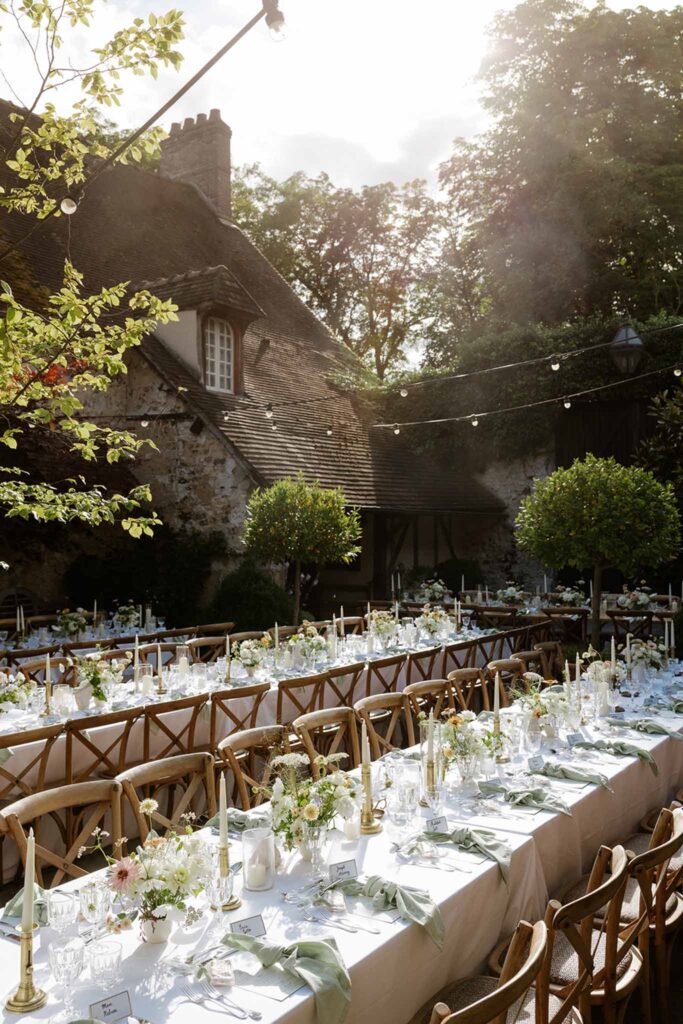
[242,827,275,891]
[177,645,190,675]
[89,938,122,985]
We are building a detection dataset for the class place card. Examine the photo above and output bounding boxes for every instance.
[610,711,626,720]
[229,914,266,938]
[566,732,584,748]
[328,858,358,882]
[527,754,545,772]
[426,815,448,833]
[89,990,132,1023]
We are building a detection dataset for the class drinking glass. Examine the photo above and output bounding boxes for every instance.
[48,891,76,935]
[139,662,155,695]
[49,937,84,1023]
[243,828,275,891]
[177,645,191,676]
[89,939,122,986]
[206,850,234,923]
[462,615,471,631]
[191,663,208,691]
[79,882,109,941]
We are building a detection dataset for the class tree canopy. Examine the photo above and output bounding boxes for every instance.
[242,475,362,624]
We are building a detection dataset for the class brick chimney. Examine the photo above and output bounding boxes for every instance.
[160,109,232,220]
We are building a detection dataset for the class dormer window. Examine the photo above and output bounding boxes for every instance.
[204,316,234,392]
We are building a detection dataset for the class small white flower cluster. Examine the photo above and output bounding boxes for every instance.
[269,754,359,849]
[112,602,141,630]
[288,624,327,658]
[628,639,667,669]
[556,584,586,607]
[235,639,265,667]
[586,660,626,684]
[617,587,652,611]
[418,578,451,602]
[0,671,33,711]
[415,604,450,636]
[496,583,524,603]
[369,610,396,638]
[53,607,89,636]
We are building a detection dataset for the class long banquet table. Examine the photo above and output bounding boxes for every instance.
[1,678,683,1024]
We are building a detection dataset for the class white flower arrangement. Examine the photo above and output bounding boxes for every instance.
[627,639,667,670]
[415,603,450,636]
[234,639,264,668]
[556,584,586,607]
[53,607,89,636]
[72,652,130,702]
[496,582,524,603]
[418,578,451,603]
[586,660,626,684]
[0,671,33,711]
[288,623,327,658]
[617,586,652,611]
[441,711,483,770]
[369,610,396,639]
[112,601,140,631]
[268,753,359,849]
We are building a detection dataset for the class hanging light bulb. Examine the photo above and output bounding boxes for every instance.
[271,421,277,431]
[550,355,560,372]
[471,415,479,427]
[326,425,333,436]
[140,419,150,428]
[675,366,682,378]
[60,195,78,215]
[563,398,572,410]
[265,403,273,419]
[222,411,230,422]
[400,387,408,398]
[264,0,286,41]
[393,424,401,435]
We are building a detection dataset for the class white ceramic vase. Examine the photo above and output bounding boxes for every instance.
[140,915,173,944]
[73,685,91,711]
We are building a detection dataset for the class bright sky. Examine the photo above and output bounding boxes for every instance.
[0,0,679,188]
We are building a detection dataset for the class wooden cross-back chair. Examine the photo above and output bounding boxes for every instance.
[230,630,267,645]
[143,692,208,760]
[442,639,476,678]
[338,615,364,635]
[187,636,228,663]
[0,780,122,888]
[478,609,517,632]
[16,656,72,686]
[354,693,415,759]
[487,658,525,703]
[403,680,453,724]
[4,645,60,670]
[195,621,235,637]
[158,626,198,640]
[534,641,565,681]
[365,653,405,697]
[606,612,653,643]
[276,672,327,727]
[543,609,589,646]
[118,753,216,843]
[325,662,366,707]
[65,706,144,785]
[217,726,289,809]
[138,642,180,668]
[209,681,270,751]
[448,668,489,713]
[422,920,553,1024]
[0,723,64,802]
[293,707,360,777]
[512,650,548,677]
[406,645,443,686]
[474,631,508,667]
[61,638,115,658]
[94,648,134,667]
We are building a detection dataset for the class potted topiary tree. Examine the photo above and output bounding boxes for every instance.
[242,474,362,625]
[516,455,681,646]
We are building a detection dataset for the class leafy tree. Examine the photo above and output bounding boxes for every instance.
[637,383,683,500]
[436,0,683,341]
[242,475,362,625]
[0,0,185,537]
[233,165,439,379]
[516,454,681,645]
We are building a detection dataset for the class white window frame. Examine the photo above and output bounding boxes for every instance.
[204,316,234,393]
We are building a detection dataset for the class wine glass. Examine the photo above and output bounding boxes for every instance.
[89,938,122,987]
[48,891,76,936]
[79,881,109,942]
[49,937,84,1023]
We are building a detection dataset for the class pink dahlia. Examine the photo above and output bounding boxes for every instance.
[107,857,141,895]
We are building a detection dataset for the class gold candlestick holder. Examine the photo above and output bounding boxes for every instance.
[360,763,382,834]
[156,672,167,696]
[420,757,440,806]
[218,844,241,910]
[493,713,510,764]
[39,681,52,719]
[5,924,47,1013]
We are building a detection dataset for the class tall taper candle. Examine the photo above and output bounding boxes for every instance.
[22,829,34,931]
[672,618,676,657]
[544,573,548,593]
[494,671,501,716]
[93,598,97,626]
[610,636,616,674]
[219,774,228,849]
[340,606,345,634]
[361,719,370,766]
[575,652,581,684]
[134,634,139,682]
[461,574,465,593]
[427,709,435,761]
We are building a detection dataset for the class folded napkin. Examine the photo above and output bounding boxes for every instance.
[319,874,444,949]
[206,807,271,832]
[609,717,682,739]
[222,934,351,1024]
[417,826,511,883]
[575,738,658,775]
[478,780,571,816]
[530,761,612,791]
[647,698,683,714]
[2,885,47,926]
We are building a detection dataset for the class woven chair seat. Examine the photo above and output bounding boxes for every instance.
[409,975,566,1024]
[549,928,632,986]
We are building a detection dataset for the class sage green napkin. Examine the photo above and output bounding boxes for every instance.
[319,874,444,949]
[206,807,271,832]
[531,761,612,791]
[222,934,351,1024]
[478,780,571,816]
[648,697,683,714]
[2,884,47,926]
[420,826,511,883]
[609,717,682,739]
[575,738,659,775]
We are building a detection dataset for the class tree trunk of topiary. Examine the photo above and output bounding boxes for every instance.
[591,563,603,650]
[293,559,301,626]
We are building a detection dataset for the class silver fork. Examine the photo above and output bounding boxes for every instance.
[299,908,358,932]
[179,982,247,1018]
[199,979,262,1020]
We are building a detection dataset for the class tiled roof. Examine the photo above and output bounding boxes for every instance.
[0,100,504,515]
